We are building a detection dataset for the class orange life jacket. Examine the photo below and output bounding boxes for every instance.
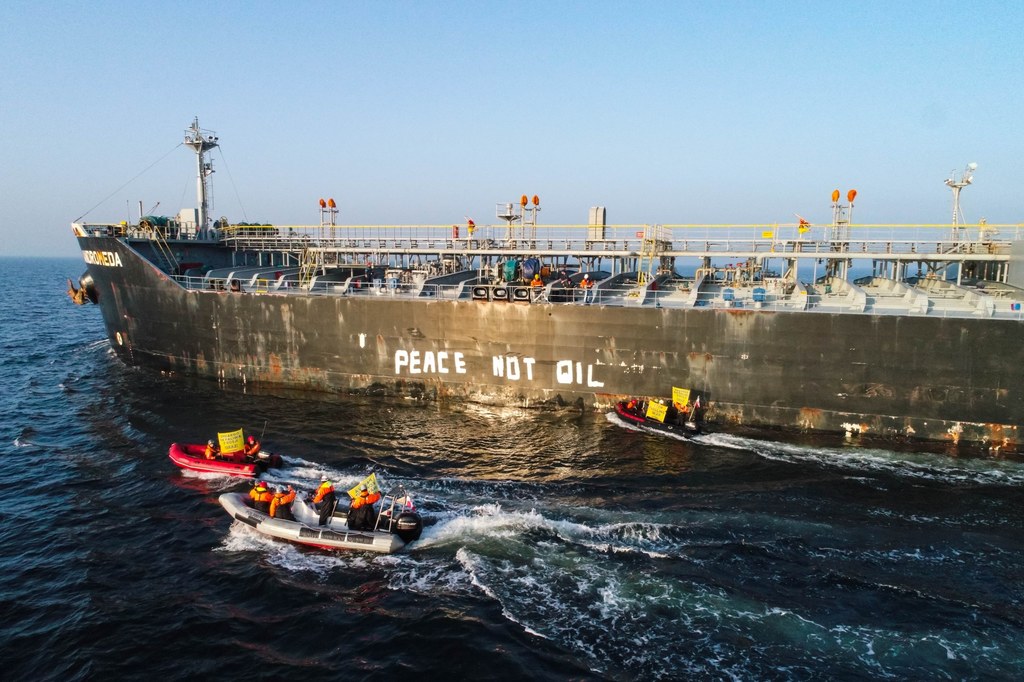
[313,481,334,504]
[269,489,296,518]
[250,485,273,511]
[204,445,218,459]
[244,441,261,457]
[350,490,381,509]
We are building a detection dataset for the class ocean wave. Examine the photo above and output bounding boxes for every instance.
[692,432,1024,486]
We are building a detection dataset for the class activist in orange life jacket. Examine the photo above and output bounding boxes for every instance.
[269,485,296,520]
[347,485,382,531]
[312,476,336,526]
[350,485,381,510]
[249,481,273,513]
[243,435,261,460]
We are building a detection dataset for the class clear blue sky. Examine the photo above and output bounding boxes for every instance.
[1,1,1021,256]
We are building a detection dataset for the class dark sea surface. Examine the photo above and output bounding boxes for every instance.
[2,256,1023,681]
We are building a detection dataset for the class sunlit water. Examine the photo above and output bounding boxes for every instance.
[2,257,1022,680]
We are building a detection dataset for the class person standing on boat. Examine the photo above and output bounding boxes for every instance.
[269,485,296,521]
[243,435,261,461]
[249,481,273,513]
[204,439,219,460]
[347,484,382,531]
[312,475,336,526]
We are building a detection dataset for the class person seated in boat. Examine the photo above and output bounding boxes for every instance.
[673,400,690,425]
[249,480,273,513]
[347,484,382,531]
[625,399,638,414]
[242,435,261,461]
[269,485,296,521]
[312,475,336,526]
[204,439,220,460]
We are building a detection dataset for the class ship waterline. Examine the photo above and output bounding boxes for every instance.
[70,120,1024,451]
[75,235,1021,449]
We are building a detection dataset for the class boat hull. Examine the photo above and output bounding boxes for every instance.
[169,442,260,477]
[615,402,701,435]
[78,236,1023,449]
[219,492,406,553]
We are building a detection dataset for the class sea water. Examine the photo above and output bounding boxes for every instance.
[2,256,1022,680]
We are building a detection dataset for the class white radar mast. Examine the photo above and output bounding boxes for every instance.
[944,162,977,242]
[184,118,219,237]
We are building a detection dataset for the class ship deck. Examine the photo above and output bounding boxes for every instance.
[174,268,1024,320]
[76,220,1024,320]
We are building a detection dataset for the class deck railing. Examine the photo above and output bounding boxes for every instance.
[166,274,1024,320]
[76,221,1023,263]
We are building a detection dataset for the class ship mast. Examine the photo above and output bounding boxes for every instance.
[183,118,219,236]
[944,162,977,243]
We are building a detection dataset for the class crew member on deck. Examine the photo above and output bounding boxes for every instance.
[204,439,219,460]
[530,274,543,287]
[580,273,594,304]
[348,484,382,531]
[312,475,336,526]
[249,481,273,513]
[269,485,296,520]
[243,435,261,460]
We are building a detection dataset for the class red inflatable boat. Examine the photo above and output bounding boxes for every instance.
[168,442,282,477]
[614,400,702,435]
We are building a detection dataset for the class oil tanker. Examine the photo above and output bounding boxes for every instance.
[69,120,1024,450]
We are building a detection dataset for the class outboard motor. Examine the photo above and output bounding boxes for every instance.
[257,451,284,468]
[394,511,423,543]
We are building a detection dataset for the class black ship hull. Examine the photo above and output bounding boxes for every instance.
[76,236,1023,450]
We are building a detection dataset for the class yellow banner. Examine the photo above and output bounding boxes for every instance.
[218,428,244,454]
[645,401,668,423]
[761,230,774,239]
[672,387,691,406]
[798,225,810,233]
[348,472,380,499]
